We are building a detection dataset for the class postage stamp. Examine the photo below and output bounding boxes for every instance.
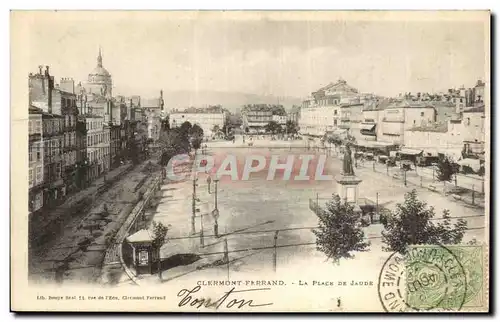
[378,245,485,312]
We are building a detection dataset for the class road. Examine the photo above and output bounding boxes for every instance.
[29,161,159,285]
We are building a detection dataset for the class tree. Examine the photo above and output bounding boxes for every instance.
[191,123,204,139]
[436,155,459,182]
[382,189,467,254]
[313,195,370,264]
[212,125,220,135]
[158,128,191,166]
[191,136,202,152]
[161,115,170,131]
[179,121,192,138]
[264,120,282,134]
[151,221,169,279]
[285,120,298,135]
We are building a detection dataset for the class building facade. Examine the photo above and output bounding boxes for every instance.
[359,100,437,146]
[404,105,485,160]
[41,112,65,208]
[299,79,366,137]
[170,106,226,137]
[242,106,273,134]
[85,116,110,182]
[28,106,44,215]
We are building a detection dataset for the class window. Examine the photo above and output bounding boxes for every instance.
[420,112,424,117]
[36,144,41,161]
[29,146,33,162]
[36,166,42,182]
[413,120,416,125]
[35,120,42,133]
[29,120,33,134]
[334,120,338,126]
[55,163,61,179]
[334,110,338,115]
[467,118,471,126]
[29,169,34,186]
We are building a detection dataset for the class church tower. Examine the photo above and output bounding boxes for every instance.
[86,47,113,97]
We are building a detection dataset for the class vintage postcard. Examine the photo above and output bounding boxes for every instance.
[10,10,490,312]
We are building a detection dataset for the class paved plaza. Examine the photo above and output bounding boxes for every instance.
[132,137,485,287]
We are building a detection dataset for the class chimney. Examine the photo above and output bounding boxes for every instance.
[38,65,43,75]
[45,65,50,76]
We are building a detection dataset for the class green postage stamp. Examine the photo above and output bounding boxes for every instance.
[379,245,486,312]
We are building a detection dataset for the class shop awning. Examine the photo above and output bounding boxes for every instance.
[399,148,423,156]
[360,123,376,131]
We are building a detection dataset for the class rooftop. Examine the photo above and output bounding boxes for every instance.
[387,99,435,109]
[407,122,448,133]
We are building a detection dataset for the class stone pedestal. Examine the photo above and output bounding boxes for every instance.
[335,174,363,215]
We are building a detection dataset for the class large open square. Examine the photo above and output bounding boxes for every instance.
[143,136,485,291]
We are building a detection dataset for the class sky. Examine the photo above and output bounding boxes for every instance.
[16,11,488,99]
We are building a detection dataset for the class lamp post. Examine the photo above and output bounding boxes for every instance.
[191,176,199,235]
[207,175,212,194]
[212,177,220,237]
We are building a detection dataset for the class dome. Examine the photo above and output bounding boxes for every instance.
[90,66,110,77]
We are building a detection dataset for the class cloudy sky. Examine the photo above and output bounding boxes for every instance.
[15,11,488,99]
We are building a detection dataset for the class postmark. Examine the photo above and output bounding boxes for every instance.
[378,245,470,312]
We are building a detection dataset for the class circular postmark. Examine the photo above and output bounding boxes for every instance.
[378,245,468,312]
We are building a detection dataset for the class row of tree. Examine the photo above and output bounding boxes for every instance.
[252,120,299,135]
[158,120,204,166]
[314,189,468,263]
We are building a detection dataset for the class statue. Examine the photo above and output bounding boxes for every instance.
[342,144,355,176]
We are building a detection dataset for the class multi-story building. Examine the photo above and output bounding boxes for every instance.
[360,100,436,146]
[51,87,79,194]
[28,106,44,215]
[272,114,287,126]
[473,80,485,104]
[170,106,226,138]
[142,92,164,142]
[75,117,89,189]
[299,79,363,137]
[41,112,65,208]
[404,105,485,161]
[241,105,273,134]
[287,106,301,125]
[84,115,110,182]
[29,66,80,205]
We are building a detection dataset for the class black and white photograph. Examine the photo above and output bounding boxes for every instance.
[10,10,490,312]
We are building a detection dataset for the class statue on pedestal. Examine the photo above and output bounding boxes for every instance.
[342,144,355,176]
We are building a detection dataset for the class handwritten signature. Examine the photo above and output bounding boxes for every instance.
[177,285,274,309]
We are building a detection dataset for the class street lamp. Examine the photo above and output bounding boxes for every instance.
[207,175,212,194]
[191,177,199,235]
[213,177,220,238]
[212,208,220,238]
